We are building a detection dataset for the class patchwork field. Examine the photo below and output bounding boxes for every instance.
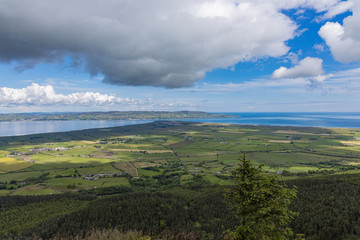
[0,157,33,172]
[1,121,360,195]
[113,161,138,176]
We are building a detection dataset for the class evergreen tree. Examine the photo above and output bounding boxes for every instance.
[224,154,299,240]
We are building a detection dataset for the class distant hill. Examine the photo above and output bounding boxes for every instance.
[0,111,234,121]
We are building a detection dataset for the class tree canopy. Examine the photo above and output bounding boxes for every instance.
[224,154,299,240]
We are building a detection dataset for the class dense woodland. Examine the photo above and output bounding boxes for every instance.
[1,173,360,239]
[289,174,360,240]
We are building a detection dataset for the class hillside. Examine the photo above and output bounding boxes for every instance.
[1,121,360,239]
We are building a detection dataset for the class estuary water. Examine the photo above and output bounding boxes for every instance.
[1,112,360,137]
[0,119,153,137]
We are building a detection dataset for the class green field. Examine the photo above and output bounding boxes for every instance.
[0,157,33,172]
[1,121,360,195]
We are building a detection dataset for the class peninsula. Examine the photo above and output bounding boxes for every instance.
[0,111,234,122]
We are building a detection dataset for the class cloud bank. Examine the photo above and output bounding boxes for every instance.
[0,83,137,106]
[0,0,344,88]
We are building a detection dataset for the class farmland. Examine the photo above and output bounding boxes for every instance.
[1,121,360,195]
[2,121,360,239]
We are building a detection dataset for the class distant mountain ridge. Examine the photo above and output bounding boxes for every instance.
[0,111,234,121]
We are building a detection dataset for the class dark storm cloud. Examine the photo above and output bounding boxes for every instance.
[0,0,305,88]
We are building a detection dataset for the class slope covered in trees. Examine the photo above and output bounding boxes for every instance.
[1,174,360,239]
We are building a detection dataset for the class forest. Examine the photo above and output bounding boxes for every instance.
[1,173,360,239]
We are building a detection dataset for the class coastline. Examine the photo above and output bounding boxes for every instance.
[1,112,360,137]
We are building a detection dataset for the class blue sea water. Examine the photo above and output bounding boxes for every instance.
[0,112,360,137]
[0,119,153,137]
[182,112,360,128]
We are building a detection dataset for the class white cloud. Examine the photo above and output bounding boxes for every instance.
[319,1,360,63]
[267,0,340,12]
[324,68,360,93]
[313,43,325,52]
[284,50,302,64]
[169,66,360,97]
[0,0,344,88]
[173,77,309,94]
[306,74,333,89]
[0,83,138,106]
[316,0,353,21]
[272,57,324,79]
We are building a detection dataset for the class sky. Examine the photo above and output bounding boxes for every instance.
[0,0,359,113]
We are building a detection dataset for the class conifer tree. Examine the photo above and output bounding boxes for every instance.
[224,154,300,240]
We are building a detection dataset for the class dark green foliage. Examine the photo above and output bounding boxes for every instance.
[67,183,76,189]
[215,174,231,180]
[153,172,183,187]
[0,193,95,210]
[55,229,152,240]
[2,177,360,239]
[22,172,50,185]
[289,174,360,240]
[224,154,298,240]
[80,186,133,196]
[0,194,95,239]
[185,175,210,190]
[27,190,238,239]
[143,166,160,172]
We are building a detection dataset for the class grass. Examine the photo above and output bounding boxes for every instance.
[132,162,161,169]
[245,151,349,168]
[30,154,115,165]
[1,121,360,194]
[0,157,33,172]
[0,189,10,196]
[45,177,130,190]
[76,163,121,175]
[180,174,193,185]
[0,150,11,157]
[12,185,60,196]
[113,161,138,176]
[138,168,163,177]
[203,174,230,185]
[0,171,44,182]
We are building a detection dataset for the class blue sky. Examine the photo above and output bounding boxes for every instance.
[0,0,359,113]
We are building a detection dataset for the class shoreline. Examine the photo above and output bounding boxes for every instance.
[1,119,360,138]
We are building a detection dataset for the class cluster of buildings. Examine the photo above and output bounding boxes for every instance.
[83,172,128,181]
[98,138,132,144]
[7,145,85,156]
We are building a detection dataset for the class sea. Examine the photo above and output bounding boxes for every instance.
[1,112,360,137]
